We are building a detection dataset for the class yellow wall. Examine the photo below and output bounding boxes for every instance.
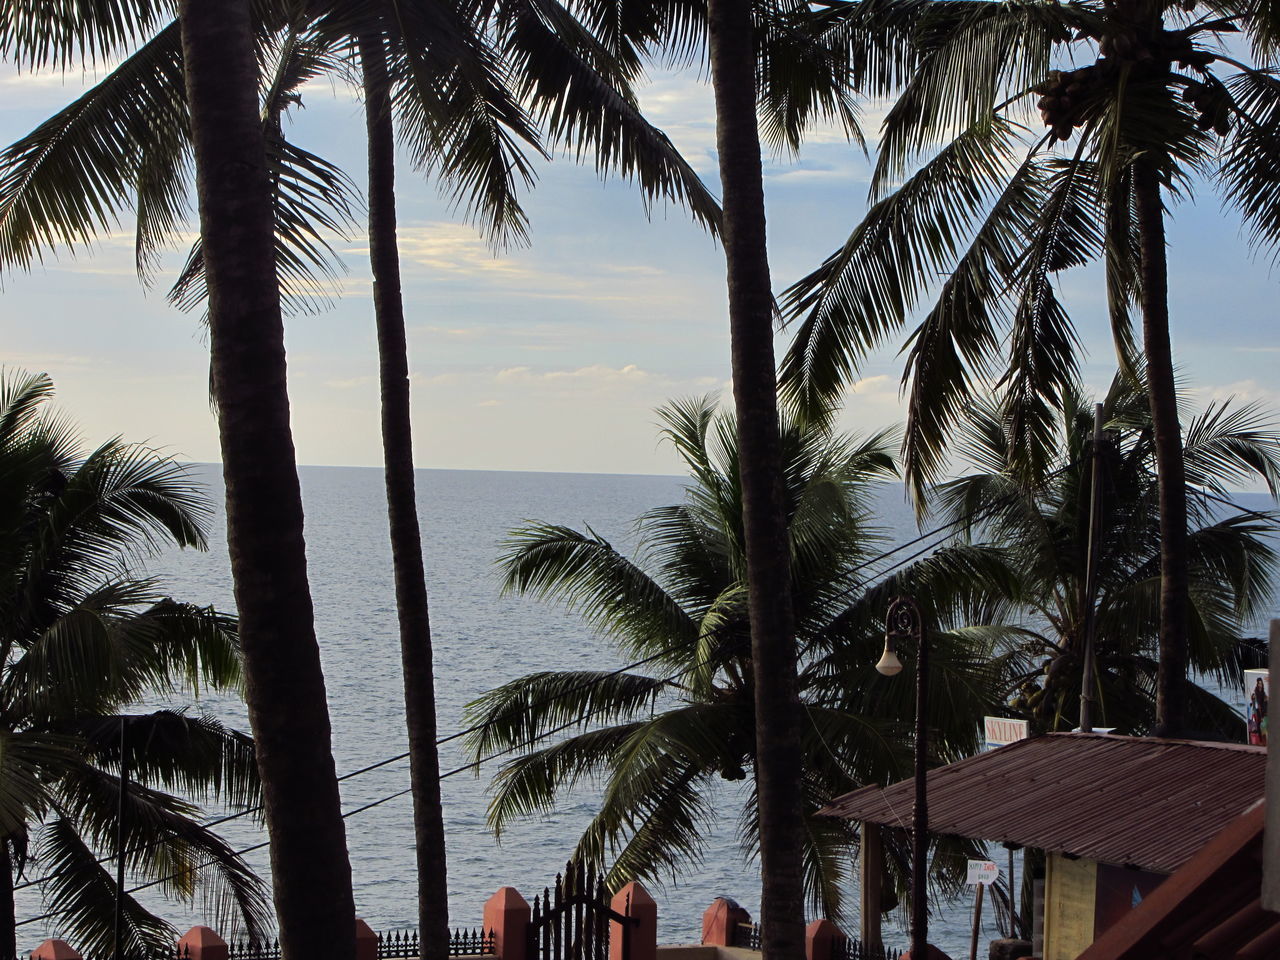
[1043,853,1097,960]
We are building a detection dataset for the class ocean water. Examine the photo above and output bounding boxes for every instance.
[14,465,1277,957]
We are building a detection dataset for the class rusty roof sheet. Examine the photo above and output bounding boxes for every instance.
[819,733,1266,875]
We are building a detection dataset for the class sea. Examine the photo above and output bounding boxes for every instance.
[14,465,1279,957]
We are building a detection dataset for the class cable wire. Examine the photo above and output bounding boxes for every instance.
[15,651,721,929]
[8,451,1090,914]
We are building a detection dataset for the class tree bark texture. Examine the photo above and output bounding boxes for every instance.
[358,34,451,960]
[0,840,14,960]
[1134,155,1189,738]
[178,3,355,956]
[704,3,805,959]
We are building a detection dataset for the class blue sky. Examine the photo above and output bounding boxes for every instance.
[2,56,1277,478]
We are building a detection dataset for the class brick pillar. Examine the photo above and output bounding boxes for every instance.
[611,882,656,960]
[701,897,751,947]
[30,941,79,960]
[485,886,531,960]
[805,919,846,960]
[177,926,228,960]
[355,919,377,960]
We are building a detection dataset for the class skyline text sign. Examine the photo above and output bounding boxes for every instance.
[984,716,1030,751]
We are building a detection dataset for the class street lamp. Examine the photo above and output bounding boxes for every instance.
[879,596,929,960]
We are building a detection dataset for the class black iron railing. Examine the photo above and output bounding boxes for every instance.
[26,926,495,960]
[833,937,903,960]
[375,928,496,958]
[731,922,761,950]
[225,928,495,959]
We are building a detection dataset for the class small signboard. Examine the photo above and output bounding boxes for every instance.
[1245,668,1269,746]
[984,716,1030,751]
[967,860,999,886]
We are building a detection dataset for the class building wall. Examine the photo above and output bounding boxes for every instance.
[1044,853,1098,960]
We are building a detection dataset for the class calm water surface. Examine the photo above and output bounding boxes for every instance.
[16,466,1277,956]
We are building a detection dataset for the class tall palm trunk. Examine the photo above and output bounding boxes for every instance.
[704,2,805,958]
[178,3,356,956]
[1133,155,1189,738]
[0,839,15,959]
[358,33,451,960]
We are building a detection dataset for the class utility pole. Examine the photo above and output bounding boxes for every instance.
[1079,403,1105,733]
[114,717,128,960]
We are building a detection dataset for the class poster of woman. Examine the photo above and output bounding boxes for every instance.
[1245,669,1269,746]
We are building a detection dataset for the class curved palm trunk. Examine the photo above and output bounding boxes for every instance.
[357,34,451,960]
[178,3,356,956]
[705,3,805,958]
[1133,155,1189,738]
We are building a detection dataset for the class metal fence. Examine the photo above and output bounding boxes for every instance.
[23,927,495,960]
[729,923,901,960]
[224,928,495,959]
[832,937,902,960]
[731,922,761,950]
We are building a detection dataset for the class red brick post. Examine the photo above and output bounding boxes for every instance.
[805,919,846,960]
[29,941,79,960]
[485,886,531,960]
[701,897,751,947]
[610,882,656,960]
[355,919,378,960]
[177,926,228,960]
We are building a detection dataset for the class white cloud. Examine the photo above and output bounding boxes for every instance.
[325,376,375,390]
[391,222,701,309]
[1189,379,1280,412]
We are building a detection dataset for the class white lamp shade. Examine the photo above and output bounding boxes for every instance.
[876,648,904,676]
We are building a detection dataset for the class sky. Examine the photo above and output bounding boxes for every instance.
[2,49,1278,479]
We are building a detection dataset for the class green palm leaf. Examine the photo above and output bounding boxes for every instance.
[0,21,186,275]
[498,522,699,660]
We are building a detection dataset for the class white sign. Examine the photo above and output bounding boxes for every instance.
[984,716,1030,750]
[967,860,999,885]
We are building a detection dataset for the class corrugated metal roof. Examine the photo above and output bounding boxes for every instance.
[819,733,1266,875]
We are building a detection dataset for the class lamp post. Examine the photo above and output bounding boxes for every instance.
[878,595,929,960]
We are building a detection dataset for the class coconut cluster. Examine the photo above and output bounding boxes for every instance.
[1034,20,1223,143]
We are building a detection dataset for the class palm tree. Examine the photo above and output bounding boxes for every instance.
[466,396,1010,924]
[931,373,1280,736]
[0,370,270,957]
[701,3,807,950]
[2,4,719,955]
[573,5,899,951]
[332,6,720,952]
[177,1,358,956]
[781,0,1280,735]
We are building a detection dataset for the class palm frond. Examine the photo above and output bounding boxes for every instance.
[1182,398,1280,497]
[484,722,648,836]
[464,670,668,756]
[870,0,1069,189]
[77,711,259,812]
[387,0,541,247]
[779,116,1029,421]
[496,0,722,233]
[55,760,272,946]
[0,0,173,68]
[0,21,187,276]
[497,522,699,660]
[38,816,174,956]
[0,728,78,835]
[756,1,866,157]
